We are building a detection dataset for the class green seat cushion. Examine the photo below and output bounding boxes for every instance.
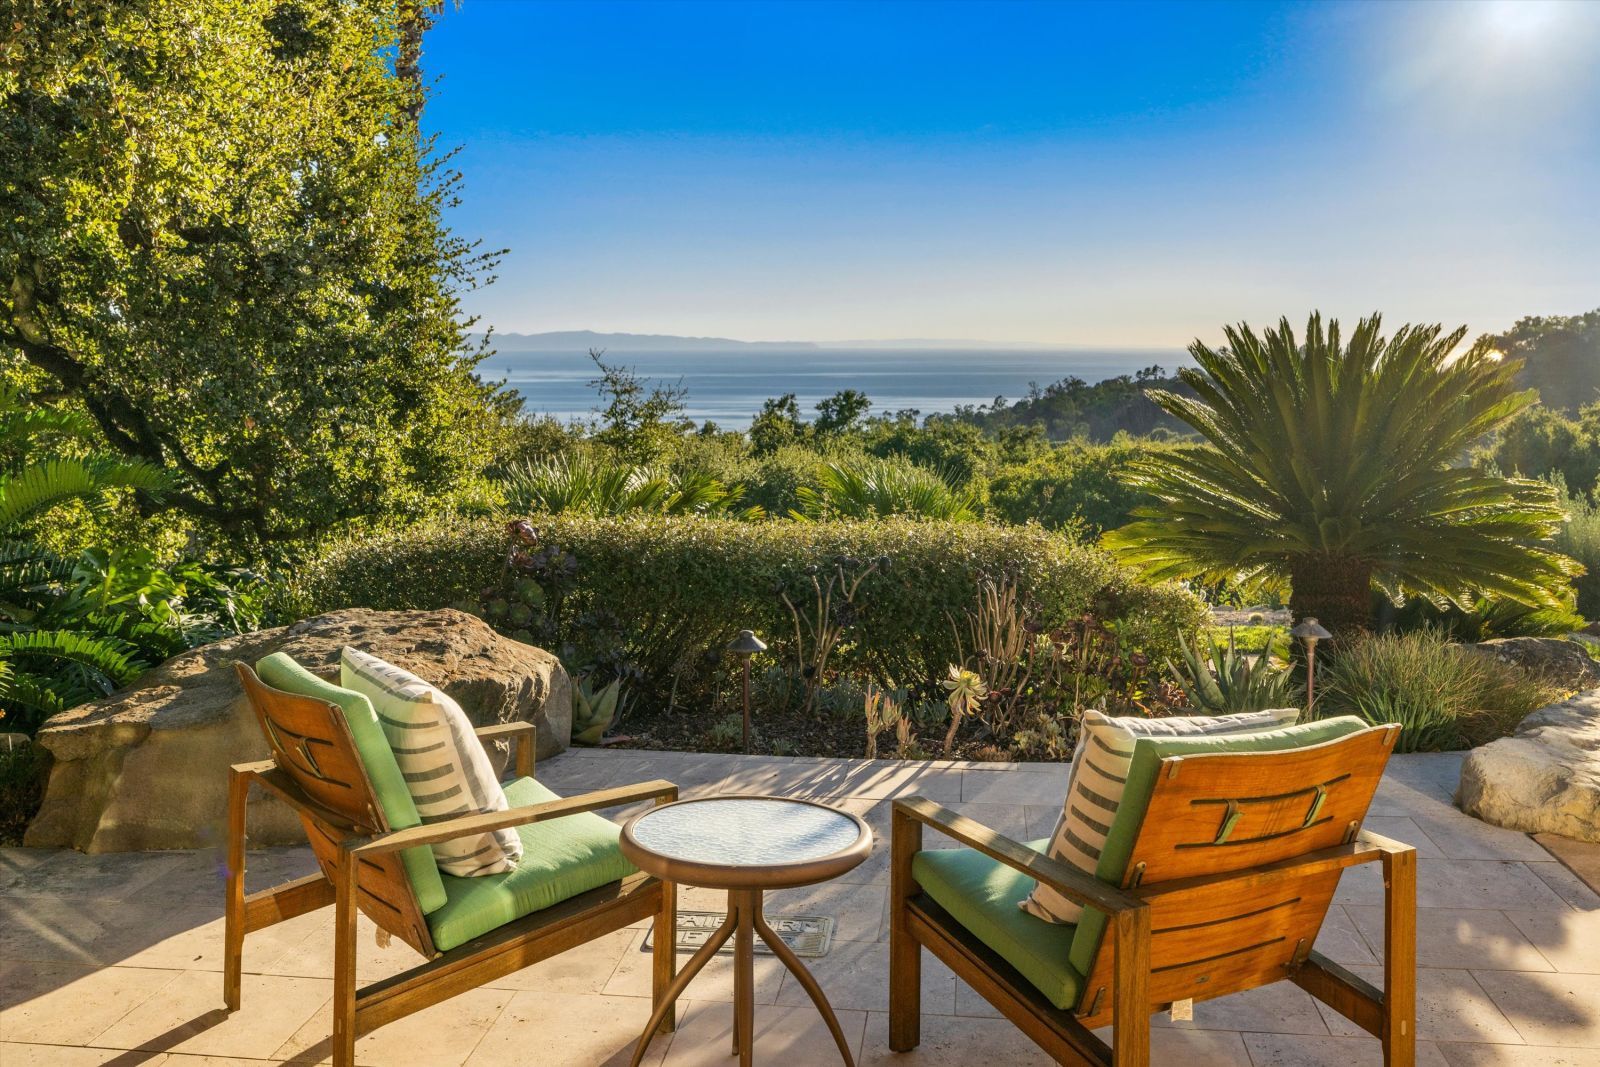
[1067,715,1375,977]
[426,776,638,952]
[913,838,1083,1011]
[254,652,448,915]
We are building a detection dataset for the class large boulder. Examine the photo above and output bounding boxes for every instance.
[1457,689,1600,842]
[1462,637,1600,692]
[25,609,571,853]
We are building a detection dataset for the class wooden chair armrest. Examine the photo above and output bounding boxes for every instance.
[893,796,1145,915]
[475,721,535,778]
[348,778,679,856]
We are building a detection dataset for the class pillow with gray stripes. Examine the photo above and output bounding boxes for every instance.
[341,646,523,877]
[1019,706,1301,924]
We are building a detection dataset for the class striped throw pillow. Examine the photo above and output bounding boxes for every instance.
[1020,706,1301,924]
[340,647,523,877]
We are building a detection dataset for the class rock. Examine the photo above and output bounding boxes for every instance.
[1462,637,1600,691]
[25,609,571,853]
[0,732,30,753]
[1457,689,1600,842]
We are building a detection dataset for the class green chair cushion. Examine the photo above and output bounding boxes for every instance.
[426,776,639,952]
[913,838,1083,1011]
[1067,715,1375,977]
[254,652,448,915]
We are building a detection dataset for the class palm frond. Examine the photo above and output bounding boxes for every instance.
[0,456,170,532]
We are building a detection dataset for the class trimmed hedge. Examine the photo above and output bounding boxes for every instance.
[295,515,1206,703]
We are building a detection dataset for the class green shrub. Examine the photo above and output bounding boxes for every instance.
[1170,633,1300,714]
[297,515,1206,712]
[1318,629,1561,752]
[1554,482,1600,619]
[793,458,979,521]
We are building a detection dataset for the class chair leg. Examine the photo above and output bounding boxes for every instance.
[331,848,359,1067]
[652,879,677,1034]
[1111,905,1151,1067]
[1382,847,1417,1067]
[223,766,249,1012]
[889,804,922,1052]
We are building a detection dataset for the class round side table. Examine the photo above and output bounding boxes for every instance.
[619,795,872,1067]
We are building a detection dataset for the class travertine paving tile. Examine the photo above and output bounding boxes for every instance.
[274,983,511,1064]
[1344,907,1553,971]
[961,767,1064,804]
[764,879,887,943]
[0,1044,172,1065]
[660,999,867,1065]
[1437,1041,1600,1065]
[1316,967,1522,1044]
[1153,981,1329,1037]
[857,1010,1057,1065]
[1361,817,1446,858]
[1472,971,1600,1047]
[0,960,183,1045]
[1244,1032,1451,1066]
[91,970,331,1058]
[1316,904,1380,968]
[604,928,786,1004]
[1502,909,1600,974]
[259,912,428,984]
[772,938,957,1015]
[1404,813,1552,863]
[464,990,665,1067]
[1527,861,1600,912]
[1336,859,1568,912]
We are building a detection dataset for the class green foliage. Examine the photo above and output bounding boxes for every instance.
[1496,308,1600,416]
[949,365,1189,441]
[986,438,1171,534]
[586,352,693,464]
[792,458,979,521]
[1170,633,1300,714]
[1318,629,1563,753]
[1105,313,1580,635]
[813,389,873,436]
[297,515,1207,715]
[0,741,50,846]
[499,453,762,519]
[1481,402,1600,497]
[2,0,502,553]
[1555,483,1600,619]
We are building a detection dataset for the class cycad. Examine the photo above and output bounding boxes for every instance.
[0,389,169,730]
[1103,314,1579,635]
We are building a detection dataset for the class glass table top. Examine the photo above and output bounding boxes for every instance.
[628,797,864,868]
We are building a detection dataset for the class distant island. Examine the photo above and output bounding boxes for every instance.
[485,330,1094,353]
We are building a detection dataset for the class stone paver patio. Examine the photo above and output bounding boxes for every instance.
[2,750,1598,1066]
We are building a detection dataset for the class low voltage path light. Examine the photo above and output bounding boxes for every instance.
[727,629,767,754]
[1290,617,1332,711]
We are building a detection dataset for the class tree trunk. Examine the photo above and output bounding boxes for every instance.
[1289,554,1374,639]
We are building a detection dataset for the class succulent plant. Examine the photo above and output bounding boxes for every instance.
[572,676,623,746]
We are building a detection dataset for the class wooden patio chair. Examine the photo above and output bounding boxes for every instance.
[889,717,1416,1066]
[224,660,678,1067]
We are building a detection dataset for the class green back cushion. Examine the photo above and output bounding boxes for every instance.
[1066,715,1373,977]
[255,652,448,915]
[426,776,638,951]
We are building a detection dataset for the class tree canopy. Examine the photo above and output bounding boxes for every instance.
[1,0,502,554]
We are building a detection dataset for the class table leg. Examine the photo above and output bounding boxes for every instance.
[628,908,737,1067]
[734,890,756,1066]
[754,903,856,1067]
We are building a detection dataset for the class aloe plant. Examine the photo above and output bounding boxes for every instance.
[572,675,624,746]
[1169,631,1300,715]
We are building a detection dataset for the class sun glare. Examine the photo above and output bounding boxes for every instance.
[1481,0,1564,42]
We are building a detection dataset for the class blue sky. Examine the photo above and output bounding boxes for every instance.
[422,0,1600,347]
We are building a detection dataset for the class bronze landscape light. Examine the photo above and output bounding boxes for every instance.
[727,629,767,753]
[1290,616,1332,710]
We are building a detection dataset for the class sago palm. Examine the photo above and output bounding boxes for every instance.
[1103,313,1579,636]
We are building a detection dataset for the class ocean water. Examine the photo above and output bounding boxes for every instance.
[482,347,1192,429]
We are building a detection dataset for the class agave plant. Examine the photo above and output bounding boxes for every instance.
[500,453,763,519]
[1169,631,1299,715]
[792,458,978,522]
[1103,314,1579,636]
[571,675,626,746]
